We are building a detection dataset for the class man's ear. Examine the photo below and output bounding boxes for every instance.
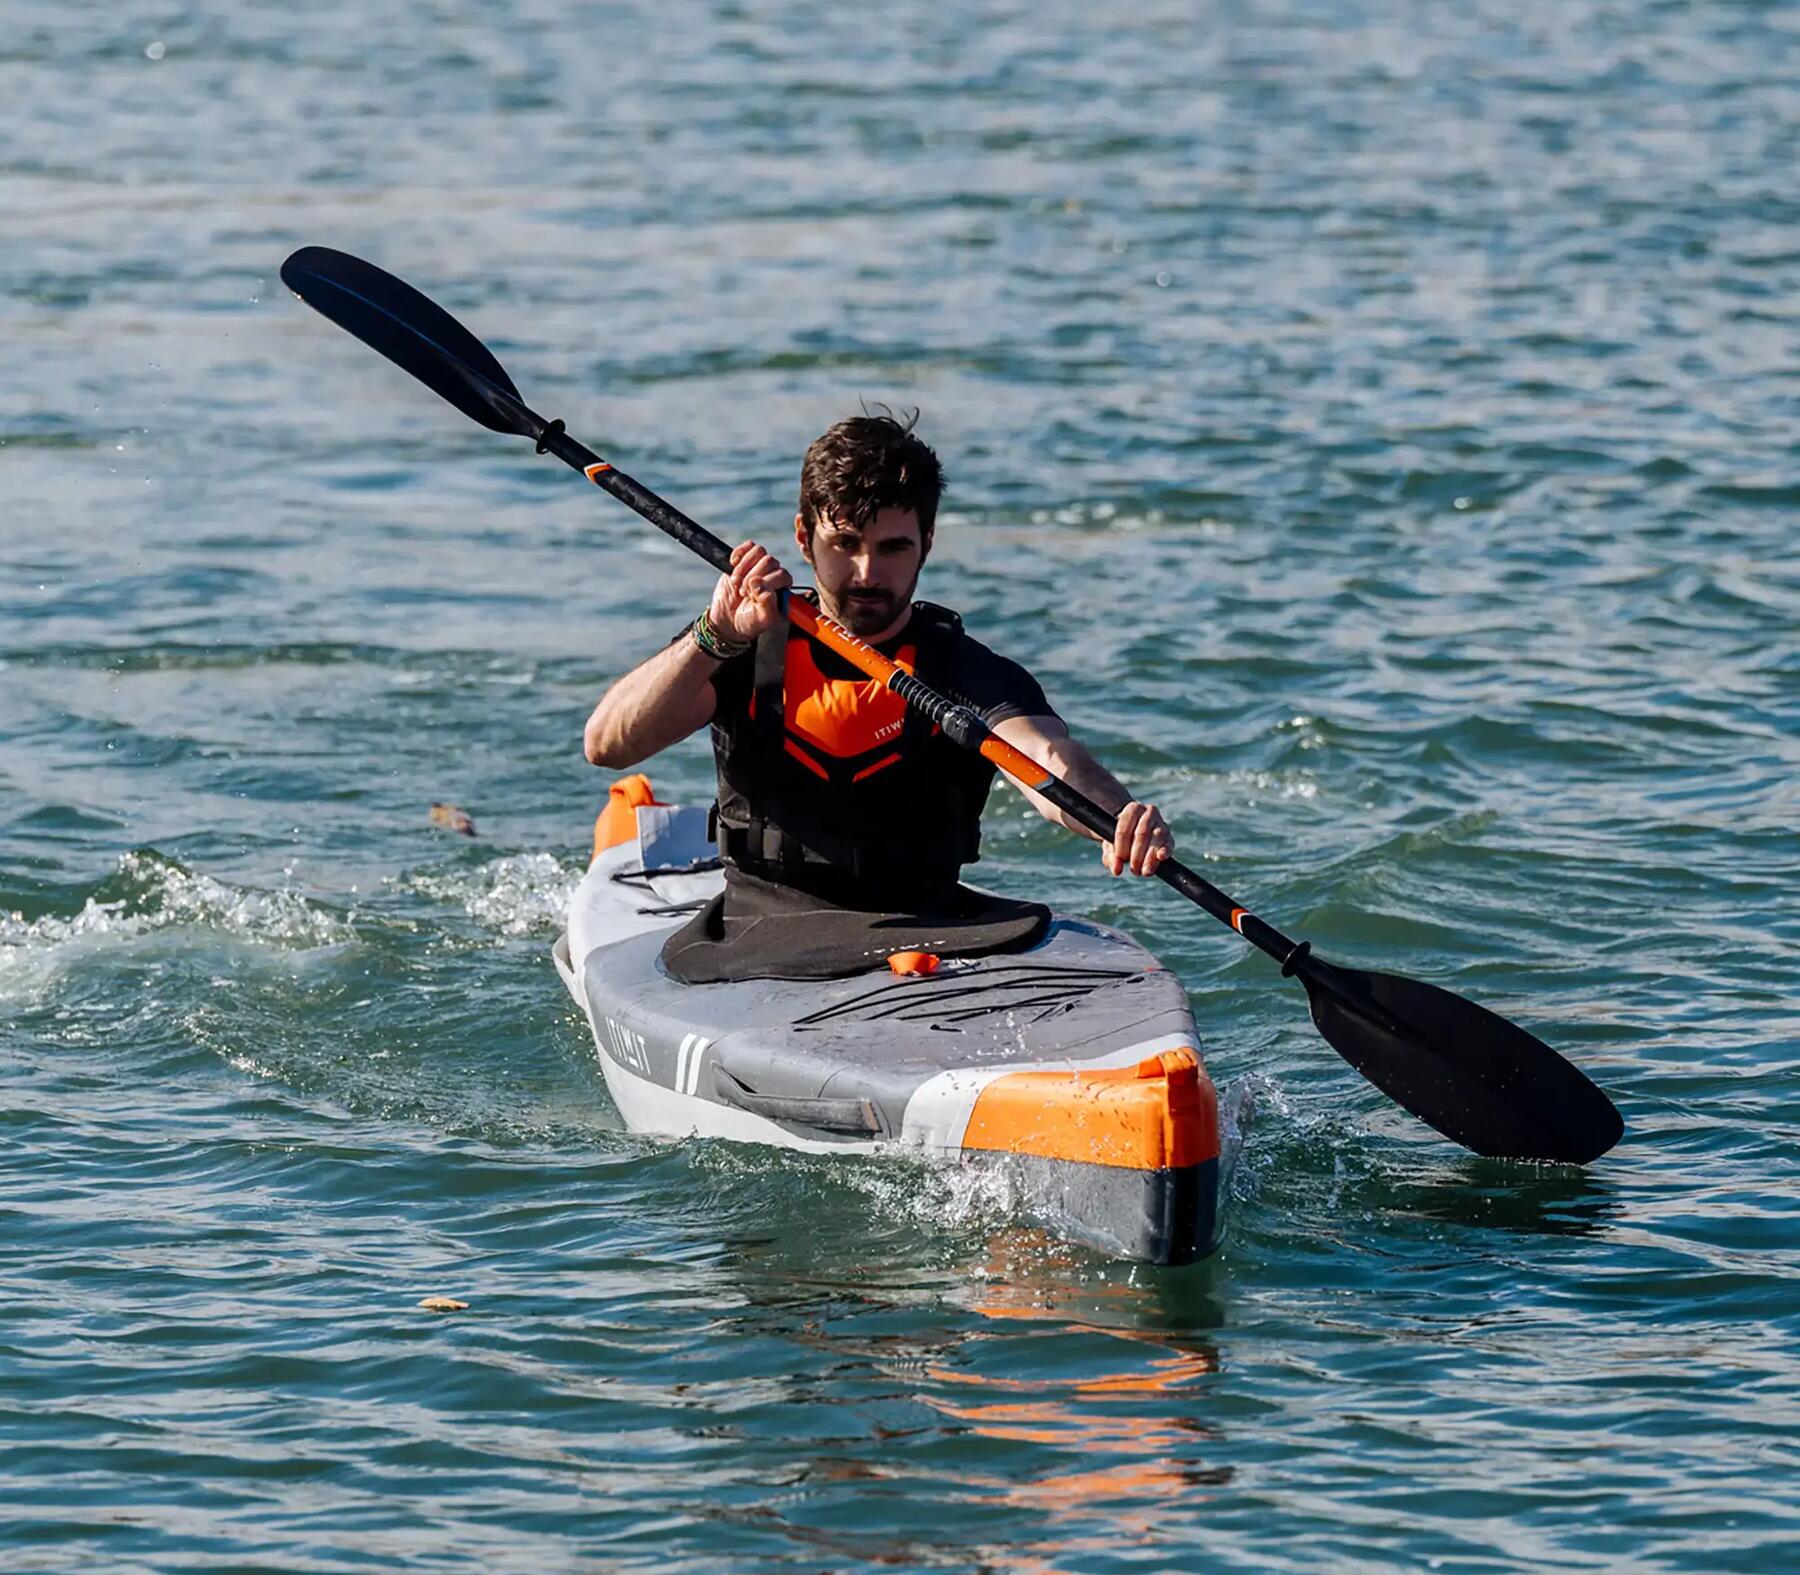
[794,513,814,564]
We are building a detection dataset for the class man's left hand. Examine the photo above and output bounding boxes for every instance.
[1103,801,1174,877]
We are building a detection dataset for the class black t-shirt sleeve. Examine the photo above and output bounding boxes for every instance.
[946,633,1059,727]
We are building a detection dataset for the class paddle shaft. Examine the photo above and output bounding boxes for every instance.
[537,425,1311,975]
[540,418,1613,1158]
[278,243,1626,1161]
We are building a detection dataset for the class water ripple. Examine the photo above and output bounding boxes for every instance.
[4,0,1798,1569]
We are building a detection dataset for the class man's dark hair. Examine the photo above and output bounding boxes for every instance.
[798,410,944,548]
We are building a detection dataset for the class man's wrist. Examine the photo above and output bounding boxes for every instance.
[691,608,752,662]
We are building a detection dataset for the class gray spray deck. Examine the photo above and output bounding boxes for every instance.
[554,803,1224,1262]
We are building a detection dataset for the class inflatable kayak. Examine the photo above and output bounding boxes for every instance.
[552,779,1225,1265]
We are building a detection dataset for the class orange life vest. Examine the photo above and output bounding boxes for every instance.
[711,602,988,895]
[753,633,918,785]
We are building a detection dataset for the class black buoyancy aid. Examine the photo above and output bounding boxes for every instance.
[711,602,987,893]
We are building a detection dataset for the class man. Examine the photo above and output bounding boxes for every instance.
[583,413,1172,917]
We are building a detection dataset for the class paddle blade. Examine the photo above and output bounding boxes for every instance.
[1300,959,1623,1163]
[280,246,531,437]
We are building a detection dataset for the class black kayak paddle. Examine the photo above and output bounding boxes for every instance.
[279,244,1624,1165]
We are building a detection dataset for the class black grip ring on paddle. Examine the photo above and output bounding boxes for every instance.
[1280,940,1313,978]
[534,418,566,454]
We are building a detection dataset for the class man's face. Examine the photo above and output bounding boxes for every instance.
[796,506,926,639]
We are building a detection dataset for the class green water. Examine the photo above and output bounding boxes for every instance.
[3,2,1797,1569]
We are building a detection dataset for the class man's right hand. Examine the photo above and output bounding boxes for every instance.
[708,541,794,643]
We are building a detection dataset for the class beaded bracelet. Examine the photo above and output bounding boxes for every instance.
[691,608,752,661]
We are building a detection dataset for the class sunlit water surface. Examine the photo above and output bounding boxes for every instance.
[3,2,1797,1570]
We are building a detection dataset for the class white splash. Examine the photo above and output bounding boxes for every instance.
[406,853,581,937]
[0,851,350,1001]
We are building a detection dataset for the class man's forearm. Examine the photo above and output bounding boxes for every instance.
[1028,735,1133,840]
[990,717,1129,840]
[990,715,1174,877]
[583,633,721,768]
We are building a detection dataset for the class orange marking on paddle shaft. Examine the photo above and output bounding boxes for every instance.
[1229,908,1248,934]
[977,733,1056,790]
[584,461,613,479]
[788,599,893,675]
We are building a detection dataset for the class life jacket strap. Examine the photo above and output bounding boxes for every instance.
[717,818,966,886]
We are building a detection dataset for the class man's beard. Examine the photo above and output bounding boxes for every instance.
[827,585,910,637]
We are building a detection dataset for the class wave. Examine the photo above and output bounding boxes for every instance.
[0,849,352,1002]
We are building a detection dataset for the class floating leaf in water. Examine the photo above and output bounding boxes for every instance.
[417,1296,469,1313]
[429,804,477,837]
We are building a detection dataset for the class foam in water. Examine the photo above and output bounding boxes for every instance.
[1216,1075,1265,1205]
[689,1134,1023,1244]
[0,849,351,1001]
[403,853,582,937]
[843,1146,1026,1237]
